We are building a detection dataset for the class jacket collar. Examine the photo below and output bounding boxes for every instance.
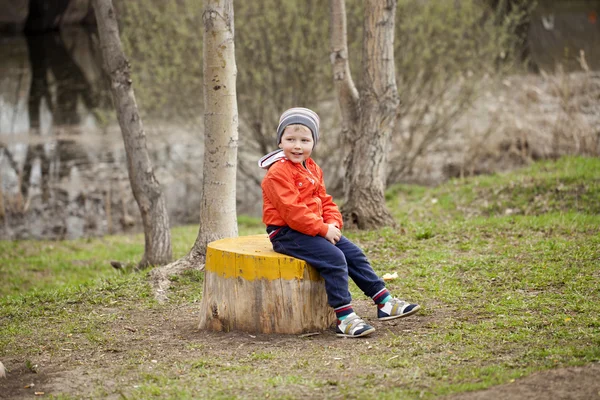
[258,149,285,169]
[258,149,315,171]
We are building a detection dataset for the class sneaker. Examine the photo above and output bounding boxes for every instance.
[335,313,376,338]
[378,298,421,320]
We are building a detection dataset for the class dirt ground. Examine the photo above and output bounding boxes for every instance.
[443,363,600,400]
[1,300,599,399]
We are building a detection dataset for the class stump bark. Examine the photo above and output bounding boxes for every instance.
[198,235,335,334]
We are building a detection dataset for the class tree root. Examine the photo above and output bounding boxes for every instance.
[149,253,205,303]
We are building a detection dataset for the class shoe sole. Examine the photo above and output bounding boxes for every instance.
[378,304,421,321]
[336,327,376,338]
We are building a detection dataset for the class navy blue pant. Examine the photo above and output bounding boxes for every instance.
[268,226,386,308]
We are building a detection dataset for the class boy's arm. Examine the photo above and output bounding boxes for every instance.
[263,170,330,237]
[317,169,344,230]
[321,191,343,230]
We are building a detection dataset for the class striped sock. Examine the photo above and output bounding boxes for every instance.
[334,304,354,320]
[372,288,391,305]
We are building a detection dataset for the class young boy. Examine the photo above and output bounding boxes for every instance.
[258,107,420,338]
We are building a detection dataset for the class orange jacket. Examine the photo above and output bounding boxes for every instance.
[262,158,343,237]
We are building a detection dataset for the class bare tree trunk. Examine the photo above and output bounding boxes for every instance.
[330,0,360,138]
[151,0,239,303]
[192,0,239,255]
[195,0,239,323]
[330,0,398,229]
[93,0,172,268]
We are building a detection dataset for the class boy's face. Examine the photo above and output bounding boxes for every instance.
[278,125,314,164]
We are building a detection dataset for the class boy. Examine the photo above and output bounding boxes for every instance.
[258,107,420,338]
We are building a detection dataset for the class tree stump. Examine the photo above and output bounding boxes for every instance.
[198,235,335,334]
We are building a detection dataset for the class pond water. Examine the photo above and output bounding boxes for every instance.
[0,4,598,240]
[0,26,264,240]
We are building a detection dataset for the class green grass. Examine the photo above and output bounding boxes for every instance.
[1,156,599,399]
[0,217,265,298]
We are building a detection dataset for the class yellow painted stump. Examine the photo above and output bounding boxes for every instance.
[198,234,335,334]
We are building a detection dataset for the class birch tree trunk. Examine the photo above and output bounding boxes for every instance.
[150,0,239,303]
[330,0,398,229]
[93,0,172,267]
[196,0,239,327]
[192,0,239,254]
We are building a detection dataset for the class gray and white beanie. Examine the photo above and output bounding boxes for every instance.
[258,107,321,169]
[276,107,320,146]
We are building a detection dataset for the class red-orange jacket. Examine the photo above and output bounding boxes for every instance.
[262,158,343,237]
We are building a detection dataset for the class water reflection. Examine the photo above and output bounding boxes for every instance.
[1,27,102,238]
[0,26,211,240]
[23,28,102,200]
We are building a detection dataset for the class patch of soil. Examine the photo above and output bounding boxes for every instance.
[0,299,598,399]
[444,363,600,400]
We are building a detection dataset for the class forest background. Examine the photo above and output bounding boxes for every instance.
[1,0,598,239]
[119,0,599,222]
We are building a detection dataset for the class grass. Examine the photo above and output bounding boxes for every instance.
[1,156,599,399]
[0,216,265,298]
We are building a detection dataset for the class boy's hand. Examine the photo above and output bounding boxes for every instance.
[325,224,342,245]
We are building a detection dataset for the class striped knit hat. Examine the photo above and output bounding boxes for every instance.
[276,107,320,147]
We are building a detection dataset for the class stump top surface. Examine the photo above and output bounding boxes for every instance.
[206,235,321,281]
[208,234,283,258]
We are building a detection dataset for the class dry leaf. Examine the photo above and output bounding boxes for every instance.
[382,272,399,281]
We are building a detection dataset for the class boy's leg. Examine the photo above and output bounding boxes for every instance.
[270,227,352,309]
[335,236,421,320]
[334,236,385,298]
[270,228,375,337]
